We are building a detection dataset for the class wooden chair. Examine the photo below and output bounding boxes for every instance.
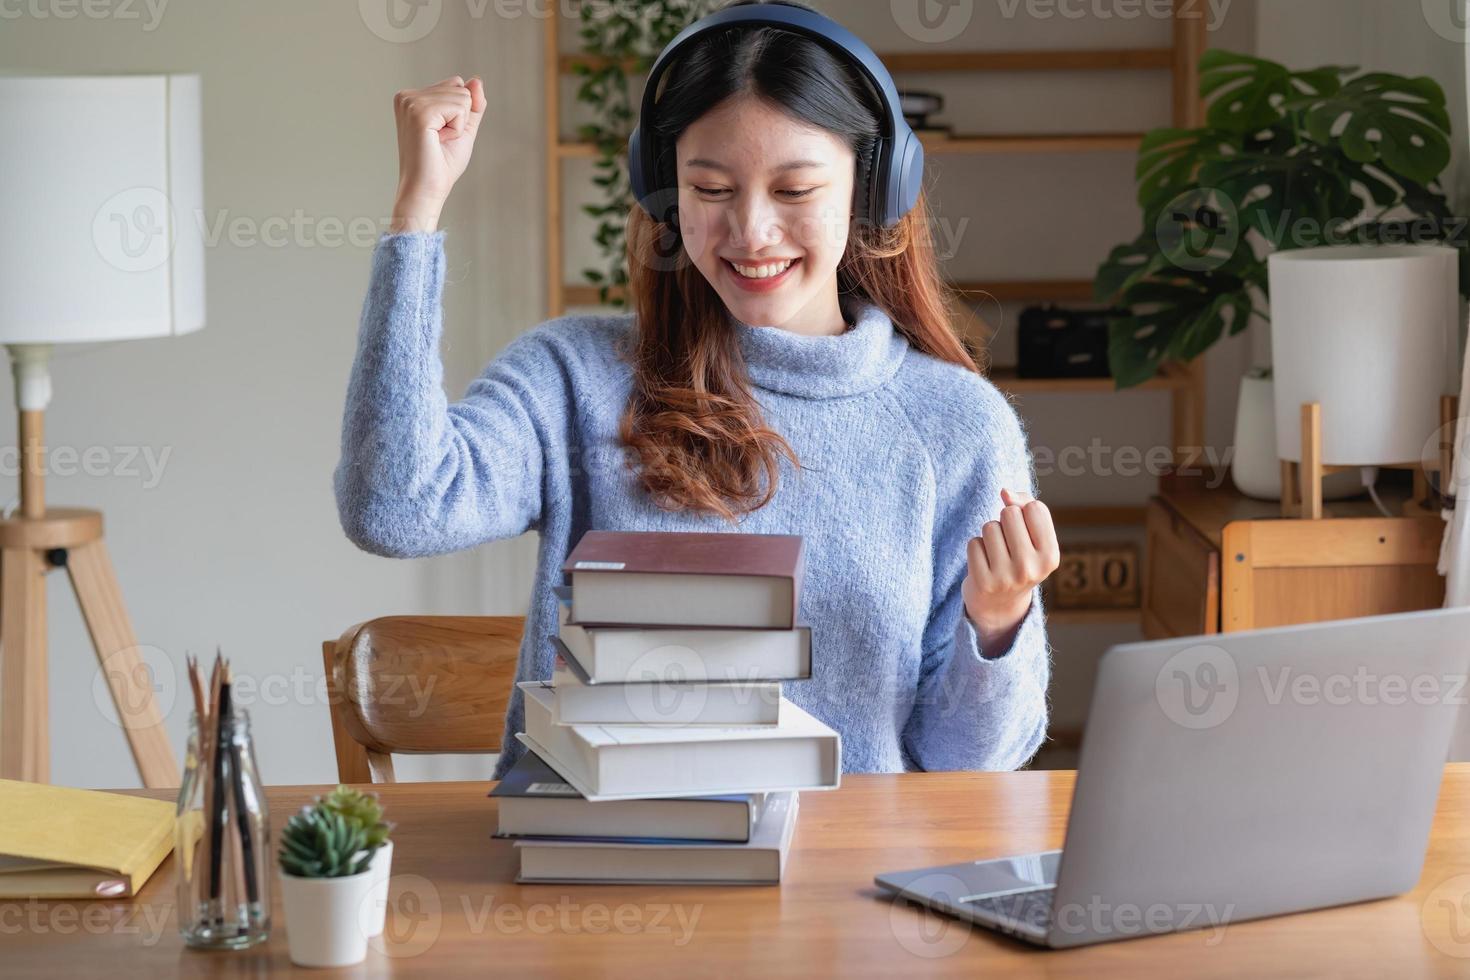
[321,616,524,783]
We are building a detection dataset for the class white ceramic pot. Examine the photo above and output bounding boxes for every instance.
[1231,370,1366,502]
[279,868,376,968]
[363,840,393,938]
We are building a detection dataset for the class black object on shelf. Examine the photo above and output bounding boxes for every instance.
[898,89,943,130]
[1017,305,1127,379]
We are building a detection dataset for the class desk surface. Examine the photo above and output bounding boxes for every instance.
[5,766,1470,977]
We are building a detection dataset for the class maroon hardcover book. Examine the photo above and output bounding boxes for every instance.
[561,530,806,629]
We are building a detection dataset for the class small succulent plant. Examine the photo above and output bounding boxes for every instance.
[322,785,394,850]
[278,804,376,878]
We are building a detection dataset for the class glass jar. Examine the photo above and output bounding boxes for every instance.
[176,708,271,949]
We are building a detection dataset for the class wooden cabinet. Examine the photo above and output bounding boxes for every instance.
[1142,475,1446,638]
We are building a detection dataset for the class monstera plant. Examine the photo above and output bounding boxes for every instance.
[1097,49,1469,388]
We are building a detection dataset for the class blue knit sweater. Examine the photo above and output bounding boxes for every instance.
[335,231,1051,778]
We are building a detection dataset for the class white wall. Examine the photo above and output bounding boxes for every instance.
[0,0,545,787]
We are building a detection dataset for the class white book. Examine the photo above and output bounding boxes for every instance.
[549,655,782,726]
[517,682,842,801]
[515,791,800,884]
[555,597,812,683]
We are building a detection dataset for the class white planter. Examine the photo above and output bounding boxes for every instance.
[363,840,393,938]
[1231,370,1366,502]
[279,868,376,968]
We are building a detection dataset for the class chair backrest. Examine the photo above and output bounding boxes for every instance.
[322,615,524,783]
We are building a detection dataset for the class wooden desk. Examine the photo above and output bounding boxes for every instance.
[5,768,1470,977]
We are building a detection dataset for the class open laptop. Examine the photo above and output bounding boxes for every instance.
[876,606,1470,948]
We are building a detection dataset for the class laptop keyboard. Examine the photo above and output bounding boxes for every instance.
[964,887,1054,931]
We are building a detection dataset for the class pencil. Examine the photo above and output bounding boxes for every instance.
[207,653,229,918]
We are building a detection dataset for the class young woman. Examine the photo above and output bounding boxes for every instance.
[336,1,1059,779]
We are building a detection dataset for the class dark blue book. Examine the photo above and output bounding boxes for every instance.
[490,746,764,843]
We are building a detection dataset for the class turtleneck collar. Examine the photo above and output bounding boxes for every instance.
[730,297,909,399]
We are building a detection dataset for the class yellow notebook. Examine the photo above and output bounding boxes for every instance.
[0,779,176,899]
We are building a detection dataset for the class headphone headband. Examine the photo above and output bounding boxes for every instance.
[627,3,924,230]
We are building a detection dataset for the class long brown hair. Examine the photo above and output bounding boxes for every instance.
[619,1,977,522]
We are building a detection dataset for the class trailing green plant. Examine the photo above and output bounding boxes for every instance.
[1096,49,1470,389]
[322,785,394,850]
[573,0,719,307]
[277,803,377,878]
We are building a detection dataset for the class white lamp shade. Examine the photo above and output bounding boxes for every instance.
[1268,244,1458,466]
[0,74,205,344]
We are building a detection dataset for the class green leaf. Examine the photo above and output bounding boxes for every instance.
[1295,73,1452,184]
[1095,232,1167,302]
[1198,49,1349,133]
[1135,127,1234,216]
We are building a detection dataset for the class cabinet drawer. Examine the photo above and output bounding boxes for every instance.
[1142,498,1219,638]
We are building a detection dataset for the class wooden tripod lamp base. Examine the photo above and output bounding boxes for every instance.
[0,347,179,787]
[1280,397,1460,520]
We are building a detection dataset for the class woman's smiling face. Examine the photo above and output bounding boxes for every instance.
[675,96,856,337]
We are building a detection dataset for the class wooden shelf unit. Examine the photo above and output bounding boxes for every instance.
[543,3,1209,486]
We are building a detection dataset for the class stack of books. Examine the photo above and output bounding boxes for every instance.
[491,529,842,885]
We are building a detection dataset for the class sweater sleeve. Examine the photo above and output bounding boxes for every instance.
[902,380,1052,772]
[333,230,564,558]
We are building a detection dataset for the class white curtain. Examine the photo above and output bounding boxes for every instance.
[1441,315,1470,760]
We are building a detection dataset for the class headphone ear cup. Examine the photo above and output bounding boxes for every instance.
[896,132,924,221]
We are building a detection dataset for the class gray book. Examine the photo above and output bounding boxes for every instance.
[514,791,799,884]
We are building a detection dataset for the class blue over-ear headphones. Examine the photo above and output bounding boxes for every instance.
[627,3,925,231]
